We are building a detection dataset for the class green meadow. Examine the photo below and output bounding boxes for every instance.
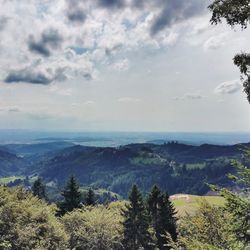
[171,194,225,216]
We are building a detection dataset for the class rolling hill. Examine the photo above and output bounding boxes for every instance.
[0,141,248,198]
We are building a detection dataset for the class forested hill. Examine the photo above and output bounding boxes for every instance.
[9,141,245,197]
[0,141,249,197]
[0,149,26,176]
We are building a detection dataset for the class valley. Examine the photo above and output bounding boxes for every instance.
[0,140,248,201]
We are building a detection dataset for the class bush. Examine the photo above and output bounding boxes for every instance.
[62,202,124,250]
[0,187,68,250]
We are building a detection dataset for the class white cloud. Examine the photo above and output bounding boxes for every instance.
[117,97,141,103]
[48,85,74,96]
[110,59,129,72]
[185,93,203,100]
[0,0,208,85]
[174,93,204,100]
[214,80,242,95]
[203,33,227,51]
[84,101,96,105]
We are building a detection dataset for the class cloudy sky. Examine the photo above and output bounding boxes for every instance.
[0,0,250,132]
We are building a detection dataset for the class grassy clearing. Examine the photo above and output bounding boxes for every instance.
[130,154,167,166]
[0,176,25,185]
[186,163,206,169]
[171,194,225,216]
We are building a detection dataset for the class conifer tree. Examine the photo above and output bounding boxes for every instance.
[122,184,154,250]
[85,188,96,206]
[32,177,47,200]
[147,185,161,227]
[147,186,178,250]
[58,176,82,216]
[157,193,178,249]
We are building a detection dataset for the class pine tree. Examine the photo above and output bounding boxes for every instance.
[85,188,96,206]
[122,184,154,250]
[58,176,82,216]
[32,177,47,200]
[147,186,178,250]
[147,185,161,227]
[157,193,178,249]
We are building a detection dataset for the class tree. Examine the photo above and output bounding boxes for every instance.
[63,202,124,250]
[212,153,250,245]
[32,177,47,200]
[208,0,250,102]
[85,188,96,206]
[158,193,178,247]
[58,176,82,216]
[147,185,161,228]
[147,186,178,250]
[122,184,154,250]
[179,201,241,250]
[0,186,68,249]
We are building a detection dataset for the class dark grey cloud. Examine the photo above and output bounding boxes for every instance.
[105,43,123,56]
[28,39,50,57]
[0,17,8,31]
[83,73,92,80]
[65,0,87,24]
[4,69,52,85]
[184,93,203,100]
[4,65,93,85]
[27,113,54,120]
[150,0,206,36]
[97,0,125,9]
[8,108,21,113]
[131,0,146,9]
[67,9,86,23]
[28,29,63,57]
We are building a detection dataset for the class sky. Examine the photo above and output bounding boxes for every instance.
[0,0,250,132]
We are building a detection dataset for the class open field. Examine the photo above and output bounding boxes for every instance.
[0,176,25,185]
[171,194,225,216]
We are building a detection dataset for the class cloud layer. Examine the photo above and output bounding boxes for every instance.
[0,0,208,85]
[214,80,242,95]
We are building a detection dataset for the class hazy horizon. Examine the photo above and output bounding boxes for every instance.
[1,129,250,146]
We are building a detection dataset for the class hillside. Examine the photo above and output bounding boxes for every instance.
[32,142,248,197]
[0,141,248,198]
[0,149,26,176]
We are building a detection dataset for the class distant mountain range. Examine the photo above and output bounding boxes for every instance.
[0,141,249,198]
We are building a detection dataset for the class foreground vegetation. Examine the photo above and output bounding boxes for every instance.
[0,153,249,249]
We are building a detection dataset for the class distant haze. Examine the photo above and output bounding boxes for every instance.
[0,130,250,146]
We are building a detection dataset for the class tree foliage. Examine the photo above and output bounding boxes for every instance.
[147,185,178,249]
[179,201,241,250]
[122,184,154,250]
[32,177,47,200]
[213,154,250,244]
[62,202,124,250]
[208,0,250,29]
[84,188,96,206]
[58,175,82,216]
[209,0,250,103]
[0,187,68,250]
[234,53,250,103]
